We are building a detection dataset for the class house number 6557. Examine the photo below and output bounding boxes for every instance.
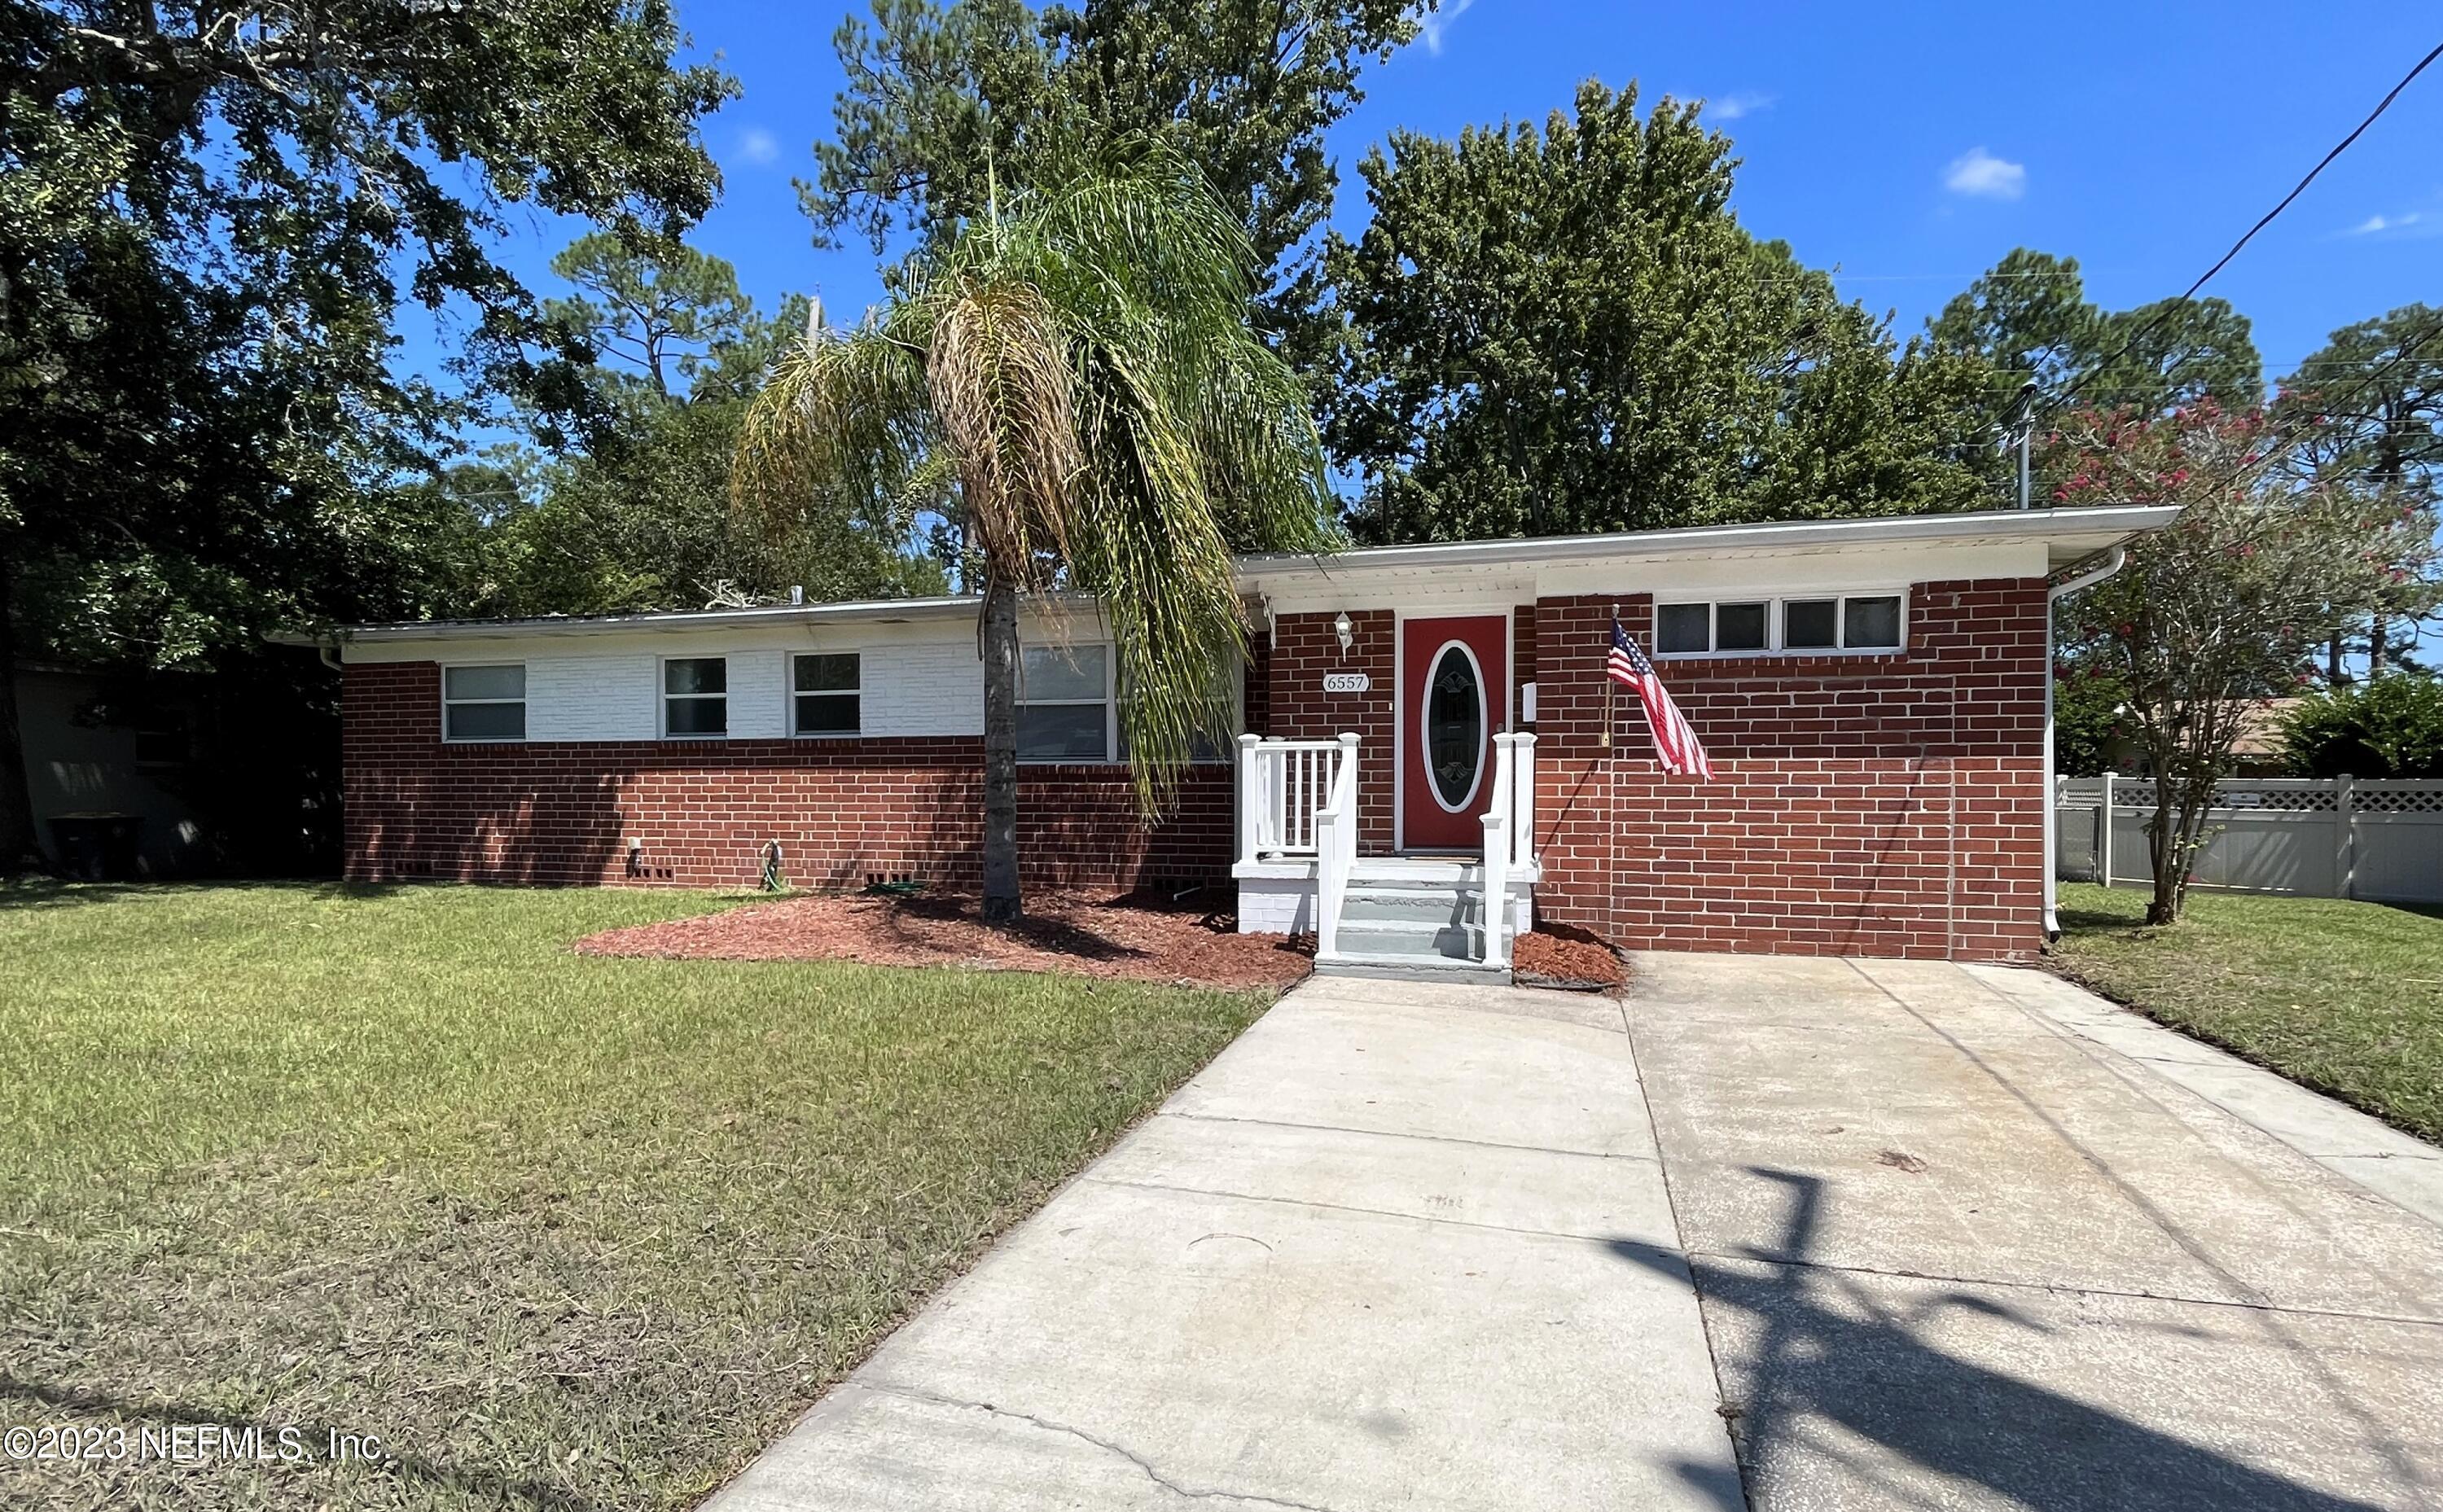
[1322,673,1371,694]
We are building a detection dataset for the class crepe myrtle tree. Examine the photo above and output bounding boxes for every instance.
[733,143,1340,923]
[2051,401,2437,923]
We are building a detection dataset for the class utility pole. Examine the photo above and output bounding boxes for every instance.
[2002,379,2040,510]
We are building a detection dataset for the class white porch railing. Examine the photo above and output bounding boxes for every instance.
[1236,734,1357,861]
[1473,733,1538,967]
[1314,736,1361,958]
[1235,729,1536,969]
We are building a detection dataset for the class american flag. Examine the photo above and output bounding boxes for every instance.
[1607,618,1715,778]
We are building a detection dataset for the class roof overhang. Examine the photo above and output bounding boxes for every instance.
[265,593,993,648]
[1233,505,2180,600]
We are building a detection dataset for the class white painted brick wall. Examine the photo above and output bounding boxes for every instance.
[510,639,984,743]
[862,641,983,737]
[526,655,656,742]
[724,649,787,738]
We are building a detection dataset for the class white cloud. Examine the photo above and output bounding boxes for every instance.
[1709,91,1774,122]
[2345,211,2423,236]
[1415,0,1473,56]
[1943,147,2026,200]
[739,127,780,166]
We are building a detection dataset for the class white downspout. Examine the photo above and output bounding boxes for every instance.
[2043,545,2127,940]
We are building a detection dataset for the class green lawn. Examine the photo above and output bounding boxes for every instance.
[2051,883,2443,1143]
[0,882,1269,1510]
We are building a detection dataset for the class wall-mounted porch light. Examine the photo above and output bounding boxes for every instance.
[1333,611,1353,660]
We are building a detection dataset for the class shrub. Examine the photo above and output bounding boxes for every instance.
[2277,676,2443,778]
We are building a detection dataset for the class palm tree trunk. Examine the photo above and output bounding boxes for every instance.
[0,559,44,872]
[979,569,1022,923]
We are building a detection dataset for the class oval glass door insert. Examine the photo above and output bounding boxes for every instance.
[1424,642,1486,811]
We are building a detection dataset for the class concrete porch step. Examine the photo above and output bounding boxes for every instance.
[1336,919,1485,960]
[1312,949,1514,985]
[1340,883,1487,927]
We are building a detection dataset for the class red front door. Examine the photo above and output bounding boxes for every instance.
[1400,614,1508,850]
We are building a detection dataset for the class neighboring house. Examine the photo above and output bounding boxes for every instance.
[12,661,212,878]
[2226,697,2302,775]
[279,506,2174,968]
[2084,696,2303,777]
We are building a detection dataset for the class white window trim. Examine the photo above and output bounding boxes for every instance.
[660,655,731,739]
[789,650,863,738]
[440,660,529,744]
[1651,590,1910,660]
[1017,641,1118,765]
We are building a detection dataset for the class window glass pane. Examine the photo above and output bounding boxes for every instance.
[1717,602,1769,651]
[795,693,859,734]
[1656,603,1710,654]
[666,695,727,735]
[445,664,524,701]
[1019,703,1107,760]
[1784,599,1838,649]
[664,658,726,695]
[795,653,858,692]
[1844,595,1902,649]
[447,702,525,741]
[1021,643,1107,702]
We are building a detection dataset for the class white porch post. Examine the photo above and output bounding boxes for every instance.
[1512,731,1537,870]
[1235,733,1262,865]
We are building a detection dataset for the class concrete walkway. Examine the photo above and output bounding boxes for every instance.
[712,957,2443,1512]
[711,975,1741,1512]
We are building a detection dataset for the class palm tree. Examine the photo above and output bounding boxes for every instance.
[733,145,1339,923]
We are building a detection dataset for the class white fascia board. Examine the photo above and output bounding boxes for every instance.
[1235,506,2180,602]
[301,594,1120,666]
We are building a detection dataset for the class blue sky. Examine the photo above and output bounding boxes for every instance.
[408,2,2441,416]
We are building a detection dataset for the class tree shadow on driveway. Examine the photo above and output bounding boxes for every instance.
[1611,1169,2400,1512]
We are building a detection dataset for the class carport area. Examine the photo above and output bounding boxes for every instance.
[713,955,2443,1512]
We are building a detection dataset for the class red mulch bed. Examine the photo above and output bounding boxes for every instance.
[1513,924,1629,991]
[573,887,1314,990]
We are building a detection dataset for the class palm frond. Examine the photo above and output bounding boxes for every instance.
[734,135,1341,820]
[926,274,1083,586]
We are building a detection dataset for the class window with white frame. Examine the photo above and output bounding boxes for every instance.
[663,656,728,736]
[792,652,860,735]
[1018,643,1112,761]
[442,663,526,742]
[1651,594,1906,655]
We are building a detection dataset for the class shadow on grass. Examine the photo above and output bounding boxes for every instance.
[1613,1169,2395,1512]
[0,1374,594,1510]
[0,879,414,912]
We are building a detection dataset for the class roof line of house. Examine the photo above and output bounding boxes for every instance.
[1231,504,2178,581]
[269,504,2178,646]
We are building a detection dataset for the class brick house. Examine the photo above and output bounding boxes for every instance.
[285,506,2173,971]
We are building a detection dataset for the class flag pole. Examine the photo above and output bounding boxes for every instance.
[1603,603,1617,748]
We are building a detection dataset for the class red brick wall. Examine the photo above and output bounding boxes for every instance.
[1262,609,1397,850]
[1255,587,2046,962]
[1529,581,2048,962]
[341,662,1230,891]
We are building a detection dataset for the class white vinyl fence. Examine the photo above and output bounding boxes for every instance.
[2056,776,2443,904]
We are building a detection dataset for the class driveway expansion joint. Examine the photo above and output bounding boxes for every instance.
[1080,1172,1672,1247]
[859,1383,1355,1512]
[1680,1248,2443,1330]
[1157,1110,1656,1164]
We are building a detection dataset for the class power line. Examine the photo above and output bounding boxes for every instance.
[2050,37,2443,417]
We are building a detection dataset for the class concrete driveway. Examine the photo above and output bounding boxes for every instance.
[710,956,2443,1512]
